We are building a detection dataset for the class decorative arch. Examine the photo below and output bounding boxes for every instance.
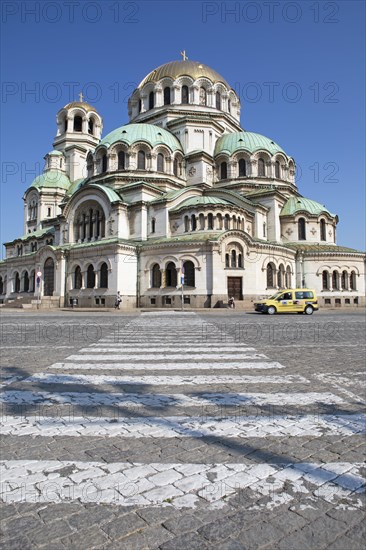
[266,262,276,288]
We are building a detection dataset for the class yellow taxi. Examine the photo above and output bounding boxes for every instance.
[254,289,318,315]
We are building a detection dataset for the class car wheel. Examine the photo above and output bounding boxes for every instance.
[304,305,313,315]
[267,306,276,315]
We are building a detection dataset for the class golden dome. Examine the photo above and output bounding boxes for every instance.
[63,101,96,113]
[138,60,230,89]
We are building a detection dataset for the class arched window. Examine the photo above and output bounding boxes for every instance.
[74,266,82,289]
[191,214,197,231]
[183,260,195,287]
[267,263,275,288]
[173,158,178,176]
[137,150,146,170]
[151,264,161,288]
[228,99,231,113]
[86,265,95,289]
[151,218,156,233]
[0,277,3,295]
[238,159,246,177]
[220,162,227,180]
[263,222,266,237]
[166,262,177,287]
[199,87,207,106]
[138,99,142,113]
[207,213,213,230]
[87,153,94,178]
[216,91,221,110]
[157,153,164,172]
[275,161,280,179]
[74,116,82,132]
[277,264,285,288]
[181,85,189,104]
[118,151,125,170]
[63,117,68,133]
[99,263,108,288]
[237,217,241,230]
[23,272,29,292]
[225,253,230,268]
[231,250,237,268]
[258,158,266,177]
[322,270,329,290]
[184,215,189,232]
[238,254,243,268]
[149,91,154,109]
[88,119,94,135]
[285,266,292,288]
[320,219,326,241]
[298,217,306,240]
[164,87,171,105]
[350,271,357,290]
[15,272,20,293]
[332,271,339,290]
[44,258,55,296]
[217,213,223,229]
[341,270,348,290]
[199,213,205,230]
[224,214,230,230]
[101,154,107,173]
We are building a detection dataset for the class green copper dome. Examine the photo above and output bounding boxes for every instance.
[214,131,287,157]
[30,170,70,190]
[99,123,183,153]
[280,196,335,217]
[171,195,234,212]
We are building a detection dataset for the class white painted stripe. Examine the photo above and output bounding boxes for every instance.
[88,345,254,351]
[24,373,304,386]
[49,361,284,371]
[71,352,266,360]
[0,390,345,408]
[1,460,364,509]
[1,414,364,439]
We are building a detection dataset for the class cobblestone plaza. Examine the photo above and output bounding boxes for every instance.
[0,309,365,548]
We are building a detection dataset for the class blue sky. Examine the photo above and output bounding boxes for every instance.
[1,0,365,257]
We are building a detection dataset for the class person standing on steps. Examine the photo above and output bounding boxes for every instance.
[115,291,122,310]
[228,296,235,309]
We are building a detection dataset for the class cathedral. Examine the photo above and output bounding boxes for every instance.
[1,57,365,309]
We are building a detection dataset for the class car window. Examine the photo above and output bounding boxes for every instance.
[295,291,314,299]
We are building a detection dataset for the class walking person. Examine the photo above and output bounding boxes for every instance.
[115,291,122,310]
[228,296,235,309]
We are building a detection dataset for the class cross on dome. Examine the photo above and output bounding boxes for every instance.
[78,92,84,102]
[180,50,188,61]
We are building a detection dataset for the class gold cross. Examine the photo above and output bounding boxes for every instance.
[79,92,84,102]
[180,50,188,61]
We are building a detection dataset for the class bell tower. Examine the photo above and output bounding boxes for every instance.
[53,97,103,182]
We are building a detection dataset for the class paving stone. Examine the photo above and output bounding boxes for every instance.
[102,512,147,540]
[163,513,203,534]
[160,531,210,550]
[238,522,285,548]
[60,525,109,549]
[27,519,74,545]
[198,518,240,542]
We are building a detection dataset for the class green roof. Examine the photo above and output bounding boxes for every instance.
[214,131,288,157]
[30,170,70,190]
[143,232,222,246]
[99,123,183,153]
[280,196,335,217]
[171,196,234,211]
[47,150,63,156]
[88,184,122,203]
[284,243,363,254]
[6,227,55,244]
[66,178,87,196]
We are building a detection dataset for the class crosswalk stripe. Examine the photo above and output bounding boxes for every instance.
[0,390,345,407]
[22,373,308,385]
[1,460,364,509]
[66,353,269,361]
[1,413,364,438]
[49,361,283,371]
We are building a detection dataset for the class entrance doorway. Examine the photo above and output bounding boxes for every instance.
[44,258,55,296]
[227,276,242,300]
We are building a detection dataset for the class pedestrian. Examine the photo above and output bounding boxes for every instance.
[115,291,122,310]
[228,296,235,309]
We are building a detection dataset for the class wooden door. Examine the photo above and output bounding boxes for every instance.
[227,277,242,300]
